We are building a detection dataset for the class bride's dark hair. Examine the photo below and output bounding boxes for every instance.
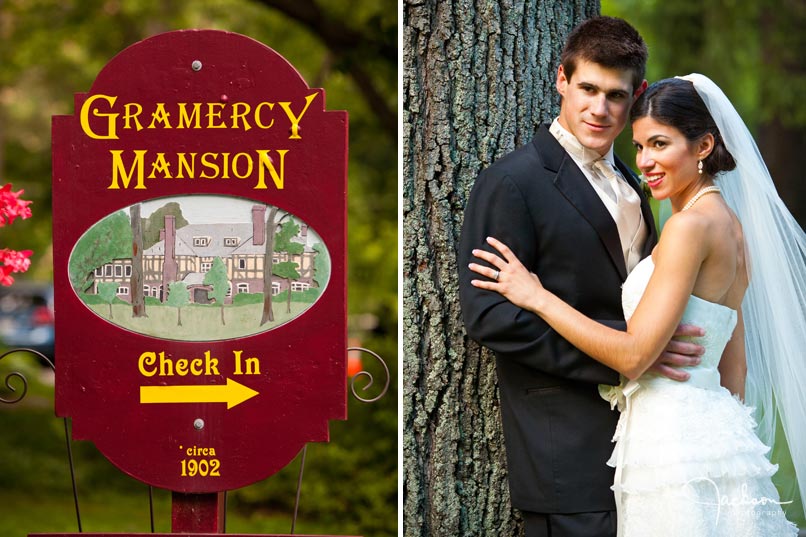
[631,78,736,176]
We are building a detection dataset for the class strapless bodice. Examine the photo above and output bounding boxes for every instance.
[603,257,796,537]
[621,256,738,390]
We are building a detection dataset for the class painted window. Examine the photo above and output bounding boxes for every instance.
[291,282,310,292]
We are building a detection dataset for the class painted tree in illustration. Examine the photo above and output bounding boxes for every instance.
[403,2,596,535]
[166,281,189,327]
[142,202,188,249]
[312,242,329,290]
[204,257,229,325]
[273,220,303,314]
[68,211,132,294]
[130,204,146,318]
[260,206,280,325]
[96,282,118,319]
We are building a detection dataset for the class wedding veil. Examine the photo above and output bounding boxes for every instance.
[679,73,806,513]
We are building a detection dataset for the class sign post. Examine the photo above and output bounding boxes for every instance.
[46,29,351,534]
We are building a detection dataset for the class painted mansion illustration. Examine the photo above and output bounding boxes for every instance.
[89,204,320,305]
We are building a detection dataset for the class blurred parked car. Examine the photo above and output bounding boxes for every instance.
[0,282,55,364]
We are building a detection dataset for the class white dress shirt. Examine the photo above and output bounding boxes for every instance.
[549,118,648,273]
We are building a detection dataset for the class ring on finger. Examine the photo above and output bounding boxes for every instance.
[492,269,500,281]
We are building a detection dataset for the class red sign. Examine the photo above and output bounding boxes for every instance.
[52,30,347,492]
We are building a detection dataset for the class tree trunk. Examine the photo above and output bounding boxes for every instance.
[130,204,146,317]
[260,206,279,325]
[286,277,292,313]
[402,2,597,536]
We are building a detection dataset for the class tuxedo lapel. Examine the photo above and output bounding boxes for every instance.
[614,156,659,256]
[534,127,628,279]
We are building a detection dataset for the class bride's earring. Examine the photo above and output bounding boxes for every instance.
[698,160,704,175]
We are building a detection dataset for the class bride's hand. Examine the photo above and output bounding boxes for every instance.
[469,237,545,312]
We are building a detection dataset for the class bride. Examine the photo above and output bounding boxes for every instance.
[469,74,804,536]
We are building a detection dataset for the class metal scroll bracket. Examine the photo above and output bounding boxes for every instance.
[1,348,83,533]
[290,346,391,534]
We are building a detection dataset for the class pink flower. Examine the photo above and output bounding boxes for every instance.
[0,183,33,227]
[0,265,15,286]
[0,249,33,273]
[0,183,34,285]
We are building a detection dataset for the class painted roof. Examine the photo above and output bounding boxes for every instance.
[144,221,316,259]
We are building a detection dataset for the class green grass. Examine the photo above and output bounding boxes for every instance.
[84,301,312,341]
[0,489,343,535]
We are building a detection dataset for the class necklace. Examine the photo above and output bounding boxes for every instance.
[682,185,721,211]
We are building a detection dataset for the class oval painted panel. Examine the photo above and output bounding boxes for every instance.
[68,195,330,341]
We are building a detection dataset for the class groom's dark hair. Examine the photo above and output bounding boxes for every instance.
[561,16,648,91]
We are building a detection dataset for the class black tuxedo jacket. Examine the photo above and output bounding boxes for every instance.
[458,124,658,513]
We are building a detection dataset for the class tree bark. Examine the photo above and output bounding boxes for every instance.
[403,2,597,536]
[130,204,146,317]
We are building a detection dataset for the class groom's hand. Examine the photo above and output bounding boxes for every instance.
[649,323,705,381]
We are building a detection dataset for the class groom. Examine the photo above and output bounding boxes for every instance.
[458,16,704,537]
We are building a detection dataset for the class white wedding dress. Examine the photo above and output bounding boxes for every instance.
[600,256,799,536]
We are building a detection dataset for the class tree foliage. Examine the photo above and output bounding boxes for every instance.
[273,221,304,256]
[142,202,188,250]
[68,211,132,293]
[96,281,119,319]
[312,241,329,288]
[272,220,302,313]
[203,257,229,324]
[603,0,806,224]
[166,281,190,326]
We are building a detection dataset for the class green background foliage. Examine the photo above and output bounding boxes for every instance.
[0,0,396,535]
[603,0,806,228]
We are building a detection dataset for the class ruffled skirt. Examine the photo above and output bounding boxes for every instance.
[609,380,798,536]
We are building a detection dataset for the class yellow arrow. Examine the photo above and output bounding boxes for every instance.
[140,378,259,409]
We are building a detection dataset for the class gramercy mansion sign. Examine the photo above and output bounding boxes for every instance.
[79,91,314,190]
[52,29,348,493]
